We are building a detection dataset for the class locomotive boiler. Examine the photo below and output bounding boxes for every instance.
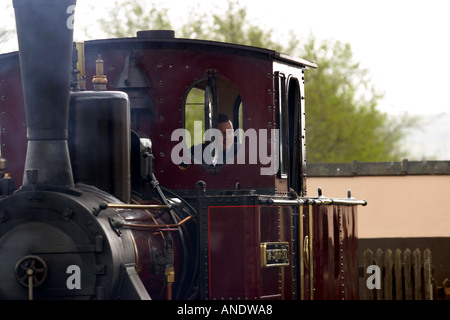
[0,0,366,300]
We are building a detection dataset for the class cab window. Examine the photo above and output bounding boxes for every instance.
[183,72,243,165]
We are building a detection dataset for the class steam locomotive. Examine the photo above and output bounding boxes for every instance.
[0,0,366,300]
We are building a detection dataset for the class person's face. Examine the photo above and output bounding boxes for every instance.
[218,120,234,151]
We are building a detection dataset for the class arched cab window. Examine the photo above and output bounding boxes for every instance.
[183,70,242,169]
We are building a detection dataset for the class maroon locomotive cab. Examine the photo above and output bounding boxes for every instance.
[76,33,367,300]
[80,33,317,196]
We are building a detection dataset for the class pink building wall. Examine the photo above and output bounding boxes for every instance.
[308,175,450,239]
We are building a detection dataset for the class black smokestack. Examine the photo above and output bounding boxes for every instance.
[13,0,76,187]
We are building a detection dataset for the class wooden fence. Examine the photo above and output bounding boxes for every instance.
[362,248,434,300]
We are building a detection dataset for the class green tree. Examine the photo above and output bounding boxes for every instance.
[179,1,288,51]
[96,0,172,38]
[299,36,414,162]
[91,0,418,163]
[94,0,286,50]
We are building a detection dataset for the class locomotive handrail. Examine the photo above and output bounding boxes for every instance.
[262,198,305,205]
[261,187,367,206]
[309,197,367,206]
[261,197,367,206]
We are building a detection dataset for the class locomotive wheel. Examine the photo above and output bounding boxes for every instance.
[15,255,48,288]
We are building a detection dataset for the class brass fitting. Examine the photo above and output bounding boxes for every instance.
[92,54,107,91]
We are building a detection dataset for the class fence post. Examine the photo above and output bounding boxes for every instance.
[413,249,422,300]
[404,248,412,300]
[384,249,393,300]
[375,248,384,300]
[395,248,403,300]
[424,248,433,300]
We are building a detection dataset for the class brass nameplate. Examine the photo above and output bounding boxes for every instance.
[260,242,289,267]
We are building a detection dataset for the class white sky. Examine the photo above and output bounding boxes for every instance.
[1,0,449,159]
[2,0,449,116]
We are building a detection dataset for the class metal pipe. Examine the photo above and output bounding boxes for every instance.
[121,215,195,229]
[261,198,305,205]
[308,204,314,300]
[105,203,171,210]
[299,205,304,300]
[262,197,366,206]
